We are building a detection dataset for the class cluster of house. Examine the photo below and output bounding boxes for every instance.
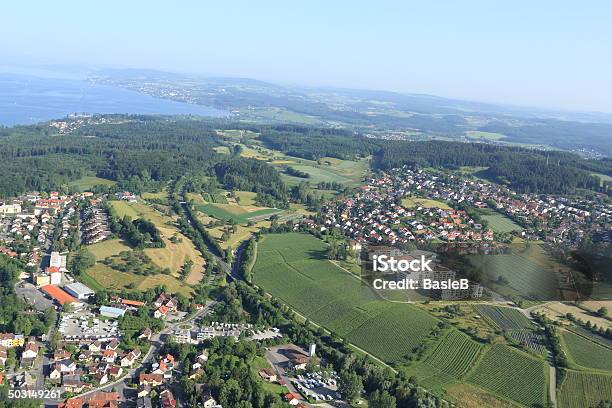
[319,167,611,249]
[137,352,187,408]
[47,336,144,394]
[387,167,611,246]
[58,391,121,408]
[153,292,179,319]
[81,205,111,245]
[116,191,137,203]
[321,182,493,246]
[0,334,40,369]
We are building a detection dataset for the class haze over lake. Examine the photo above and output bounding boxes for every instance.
[0,73,226,126]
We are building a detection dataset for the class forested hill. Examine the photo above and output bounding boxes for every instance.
[0,117,610,198]
[373,140,611,194]
[255,126,612,195]
[0,116,286,203]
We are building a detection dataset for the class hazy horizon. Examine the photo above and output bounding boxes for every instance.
[2,1,612,113]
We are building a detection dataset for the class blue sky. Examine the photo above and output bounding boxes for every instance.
[2,0,611,112]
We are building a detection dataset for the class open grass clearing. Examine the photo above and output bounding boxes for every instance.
[84,263,193,297]
[86,239,131,261]
[401,197,452,210]
[108,200,206,284]
[68,176,116,192]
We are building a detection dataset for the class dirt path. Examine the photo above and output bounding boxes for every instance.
[549,365,557,407]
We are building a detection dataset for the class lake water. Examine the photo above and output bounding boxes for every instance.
[0,73,227,126]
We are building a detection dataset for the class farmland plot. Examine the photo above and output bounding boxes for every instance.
[424,330,484,377]
[473,305,533,330]
[468,344,548,407]
[253,233,440,364]
[561,330,612,371]
[558,370,612,408]
[508,330,547,354]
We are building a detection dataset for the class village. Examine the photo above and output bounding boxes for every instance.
[320,166,611,249]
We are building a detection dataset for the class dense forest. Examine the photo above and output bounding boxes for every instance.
[0,116,610,198]
[373,140,611,194]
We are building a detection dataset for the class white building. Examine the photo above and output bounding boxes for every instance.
[64,282,95,300]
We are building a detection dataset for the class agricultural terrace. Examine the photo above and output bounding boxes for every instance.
[473,305,534,330]
[476,208,523,233]
[468,344,548,407]
[557,370,612,408]
[252,232,440,364]
[560,330,612,372]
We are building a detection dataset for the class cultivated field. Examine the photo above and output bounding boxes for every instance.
[468,344,548,407]
[469,250,560,300]
[557,370,612,408]
[196,203,281,224]
[424,330,484,377]
[560,330,612,371]
[252,232,440,364]
[473,305,534,330]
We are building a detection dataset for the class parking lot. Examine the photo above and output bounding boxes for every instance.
[58,309,119,341]
[15,281,55,311]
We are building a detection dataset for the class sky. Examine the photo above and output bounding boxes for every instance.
[2,0,612,112]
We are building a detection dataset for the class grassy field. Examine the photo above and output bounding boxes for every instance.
[141,190,168,201]
[468,344,548,407]
[86,239,131,261]
[401,197,452,210]
[473,305,534,330]
[101,201,206,286]
[446,383,519,408]
[84,263,193,297]
[557,370,612,408]
[235,191,257,206]
[591,172,612,188]
[532,302,612,330]
[465,131,506,141]
[560,330,612,371]
[252,233,440,364]
[68,176,116,191]
[202,219,271,250]
[477,209,523,233]
[196,203,280,224]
